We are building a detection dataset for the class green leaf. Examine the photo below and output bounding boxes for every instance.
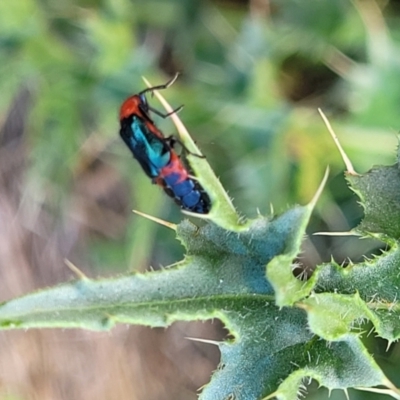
[0,210,307,329]
[0,205,317,399]
[315,246,400,342]
[274,336,385,399]
[0,189,393,399]
[347,140,400,241]
[309,146,400,345]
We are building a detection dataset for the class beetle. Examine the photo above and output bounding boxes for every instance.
[119,75,211,214]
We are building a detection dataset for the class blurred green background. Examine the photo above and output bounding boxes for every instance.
[0,0,399,399]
